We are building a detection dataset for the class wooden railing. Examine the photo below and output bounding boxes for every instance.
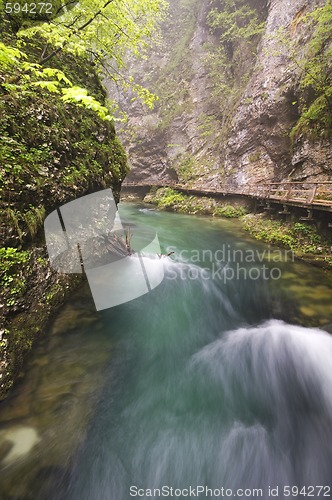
[123,181,332,207]
[243,182,332,206]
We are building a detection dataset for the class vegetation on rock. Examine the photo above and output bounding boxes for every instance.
[153,0,200,131]
[0,0,166,399]
[206,0,266,121]
[242,214,332,268]
[144,187,248,217]
[0,49,128,245]
[292,0,332,140]
[274,0,332,141]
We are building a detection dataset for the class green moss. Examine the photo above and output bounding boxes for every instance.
[0,57,128,244]
[0,247,31,308]
[144,188,249,217]
[241,214,331,266]
[45,282,66,306]
[213,204,247,218]
[248,151,261,163]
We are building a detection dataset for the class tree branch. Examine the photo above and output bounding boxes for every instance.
[63,14,84,29]
[54,0,79,17]
[100,13,131,39]
[39,0,116,65]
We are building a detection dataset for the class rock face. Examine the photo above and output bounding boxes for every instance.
[111,0,331,188]
[225,0,331,187]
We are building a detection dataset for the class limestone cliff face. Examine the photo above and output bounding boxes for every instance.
[111,0,331,189]
[112,0,218,186]
[225,0,331,187]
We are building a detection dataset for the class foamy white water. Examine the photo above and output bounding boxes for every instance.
[190,320,332,489]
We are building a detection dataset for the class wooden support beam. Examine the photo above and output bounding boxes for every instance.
[300,209,315,221]
[263,202,274,211]
[278,204,291,215]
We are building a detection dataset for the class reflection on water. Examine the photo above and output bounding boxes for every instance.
[0,293,110,499]
[0,204,332,499]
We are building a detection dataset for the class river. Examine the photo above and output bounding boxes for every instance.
[0,203,332,499]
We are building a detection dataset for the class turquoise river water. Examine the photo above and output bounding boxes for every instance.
[0,203,332,499]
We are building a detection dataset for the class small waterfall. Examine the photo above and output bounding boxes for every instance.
[191,320,332,490]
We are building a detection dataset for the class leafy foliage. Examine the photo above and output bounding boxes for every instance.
[61,86,113,120]
[0,41,116,120]
[14,0,167,106]
[207,0,266,45]
[145,187,248,217]
[213,205,247,218]
[275,1,332,140]
[0,247,30,307]
[205,0,266,120]
[0,0,167,122]
[0,41,24,67]
[300,1,332,110]
[242,215,330,260]
[150,188,188,209]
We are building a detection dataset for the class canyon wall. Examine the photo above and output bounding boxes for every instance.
[110,0,331,189]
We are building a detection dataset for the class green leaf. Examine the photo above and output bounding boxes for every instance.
[61,86,113,121]
[31,81,60,93]
[0,42,25,68]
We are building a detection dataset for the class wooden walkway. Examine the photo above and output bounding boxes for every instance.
[123,181,332,213]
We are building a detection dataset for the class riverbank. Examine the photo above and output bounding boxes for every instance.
[142,187,332,271]
[143,187,249,217]
[241,214,332,270]
[0,245,85,399]
[0,41,128,400]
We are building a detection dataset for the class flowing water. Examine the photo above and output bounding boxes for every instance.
[1,203,332,500]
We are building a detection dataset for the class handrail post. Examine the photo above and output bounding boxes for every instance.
[309,184,317,204]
